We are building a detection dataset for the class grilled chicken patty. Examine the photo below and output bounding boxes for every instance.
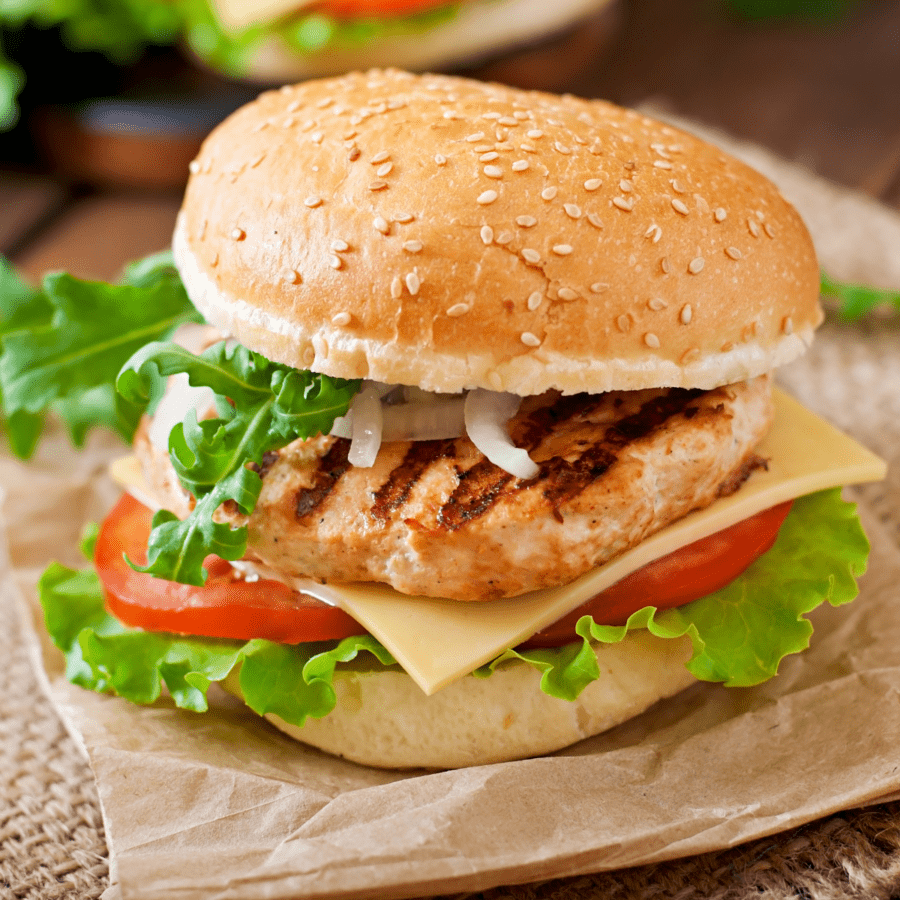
[136,375,773,601]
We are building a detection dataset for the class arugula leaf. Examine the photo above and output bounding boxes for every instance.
[117,340,359,585]
[0,254,201,455]
[40,490,870,727]
[820,270,900,321]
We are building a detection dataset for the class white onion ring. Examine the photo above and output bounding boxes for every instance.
[464,388,540,480]
[347,385,383,468]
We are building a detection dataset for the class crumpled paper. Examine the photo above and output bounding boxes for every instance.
[10,132,900,900]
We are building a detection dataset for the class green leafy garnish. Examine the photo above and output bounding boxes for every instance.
[40,490,870,727]
[0,252,201,455]
[821,270,900,321]
[116,340,359,585]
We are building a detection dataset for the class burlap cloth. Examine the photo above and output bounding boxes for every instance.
[3,131,900,900]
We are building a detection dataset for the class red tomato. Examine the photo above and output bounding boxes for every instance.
[97,493,792,648]
[95,493,367,644]
[520,500,793,648]
[313,0,450,17]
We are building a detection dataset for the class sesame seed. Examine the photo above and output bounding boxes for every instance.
[231,228,246,241]
[541,186,558,201]
[527,129,544,139]
[653,160,673,170]
[482,112,501,120]
[552,244,574,255]
[403,240,423,253]
[435,154,447,166]
[612,196,634,211]
[282,118,295,129]
[564,204,582,219]
[553,142,572,155]
[329,255,343,270]
[283,269,301,284]
[725,246,743,260]
[619,179,634,192]
[370,151,390,164]
[480,225,495,245]
[680,304,693,324]
[584,178,602,191]
[748,218,761,237]
[511,160,530,172]
[587,213,604,229]
[499,116,519,127]
[466,132,486,142]
[527,291,543,310]
[521,331,541,347]
[558,287,579,300]
[648,297,668,311]
[516,216,537,228]
[671,198,690,215]
[782,316,793,335]
[395,212,414,223]
[522,249,541,264]
[390,276,403,298]
[671,179,685,194]
[496,231,514,245]
[447,303,469,317]
[661,258,672,274]
[714,207,727,222]
[188,160,201,174]
[764,223,776,238]
[370,181,388,191]
[519,143,537,153]
[688,257,705,274]
[590,282,609,293]
[331,239,349,252]
[305,196,323,208]
[480,151,499,161]
[348,147,361,161]
[644,333,661,349]
[376,162,394,177]
[374,217,390,234]
[332,312,351,326]
[443,111,461,120]
[682,347,700,363]
[484,165,503,178]
[477,190,498,205]
[406,272,421,295]
[645,223,662,242]
[514,111,529,120]
[616,314,632,333]
[316,97,333,108]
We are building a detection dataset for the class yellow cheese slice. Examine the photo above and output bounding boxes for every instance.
[110,390,886,697]
[326,390,886,695]
[210,0,312,32]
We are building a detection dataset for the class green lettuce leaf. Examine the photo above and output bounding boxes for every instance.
[0,252,201,456]
[40,489,870,728]
[117,340,359,585]
[820,270,900,321]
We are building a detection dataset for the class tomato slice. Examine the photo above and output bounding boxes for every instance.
[95,493,367,644]
[520,500,793,648]
[97,492,792,649]
[312,0,450,17]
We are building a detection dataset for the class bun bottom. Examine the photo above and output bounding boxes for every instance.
[222,632,696,769]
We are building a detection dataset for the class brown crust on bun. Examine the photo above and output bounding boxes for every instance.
[175,69,821,396]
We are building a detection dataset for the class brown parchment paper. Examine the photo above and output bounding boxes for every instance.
[8,134,900,900]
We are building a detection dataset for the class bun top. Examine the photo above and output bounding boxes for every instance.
[174,69,821,395]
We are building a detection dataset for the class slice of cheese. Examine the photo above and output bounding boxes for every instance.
[210,0,313,32]
[319,390,886,695]
[111,390,886,696]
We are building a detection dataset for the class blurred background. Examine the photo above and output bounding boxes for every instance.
[1,0,898,278]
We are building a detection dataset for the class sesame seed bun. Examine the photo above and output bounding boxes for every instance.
[174,68,821,396]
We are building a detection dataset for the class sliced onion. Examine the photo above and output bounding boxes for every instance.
[331,392,465,442]
[149,374,215,452]
[464,388,539,480]
[347,385,383,468]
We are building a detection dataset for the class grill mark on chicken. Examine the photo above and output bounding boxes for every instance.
[438,460,515,530]
[295,439,351,521]
[371,440,455,522]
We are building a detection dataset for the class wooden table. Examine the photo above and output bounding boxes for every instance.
[2,1,899,898]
